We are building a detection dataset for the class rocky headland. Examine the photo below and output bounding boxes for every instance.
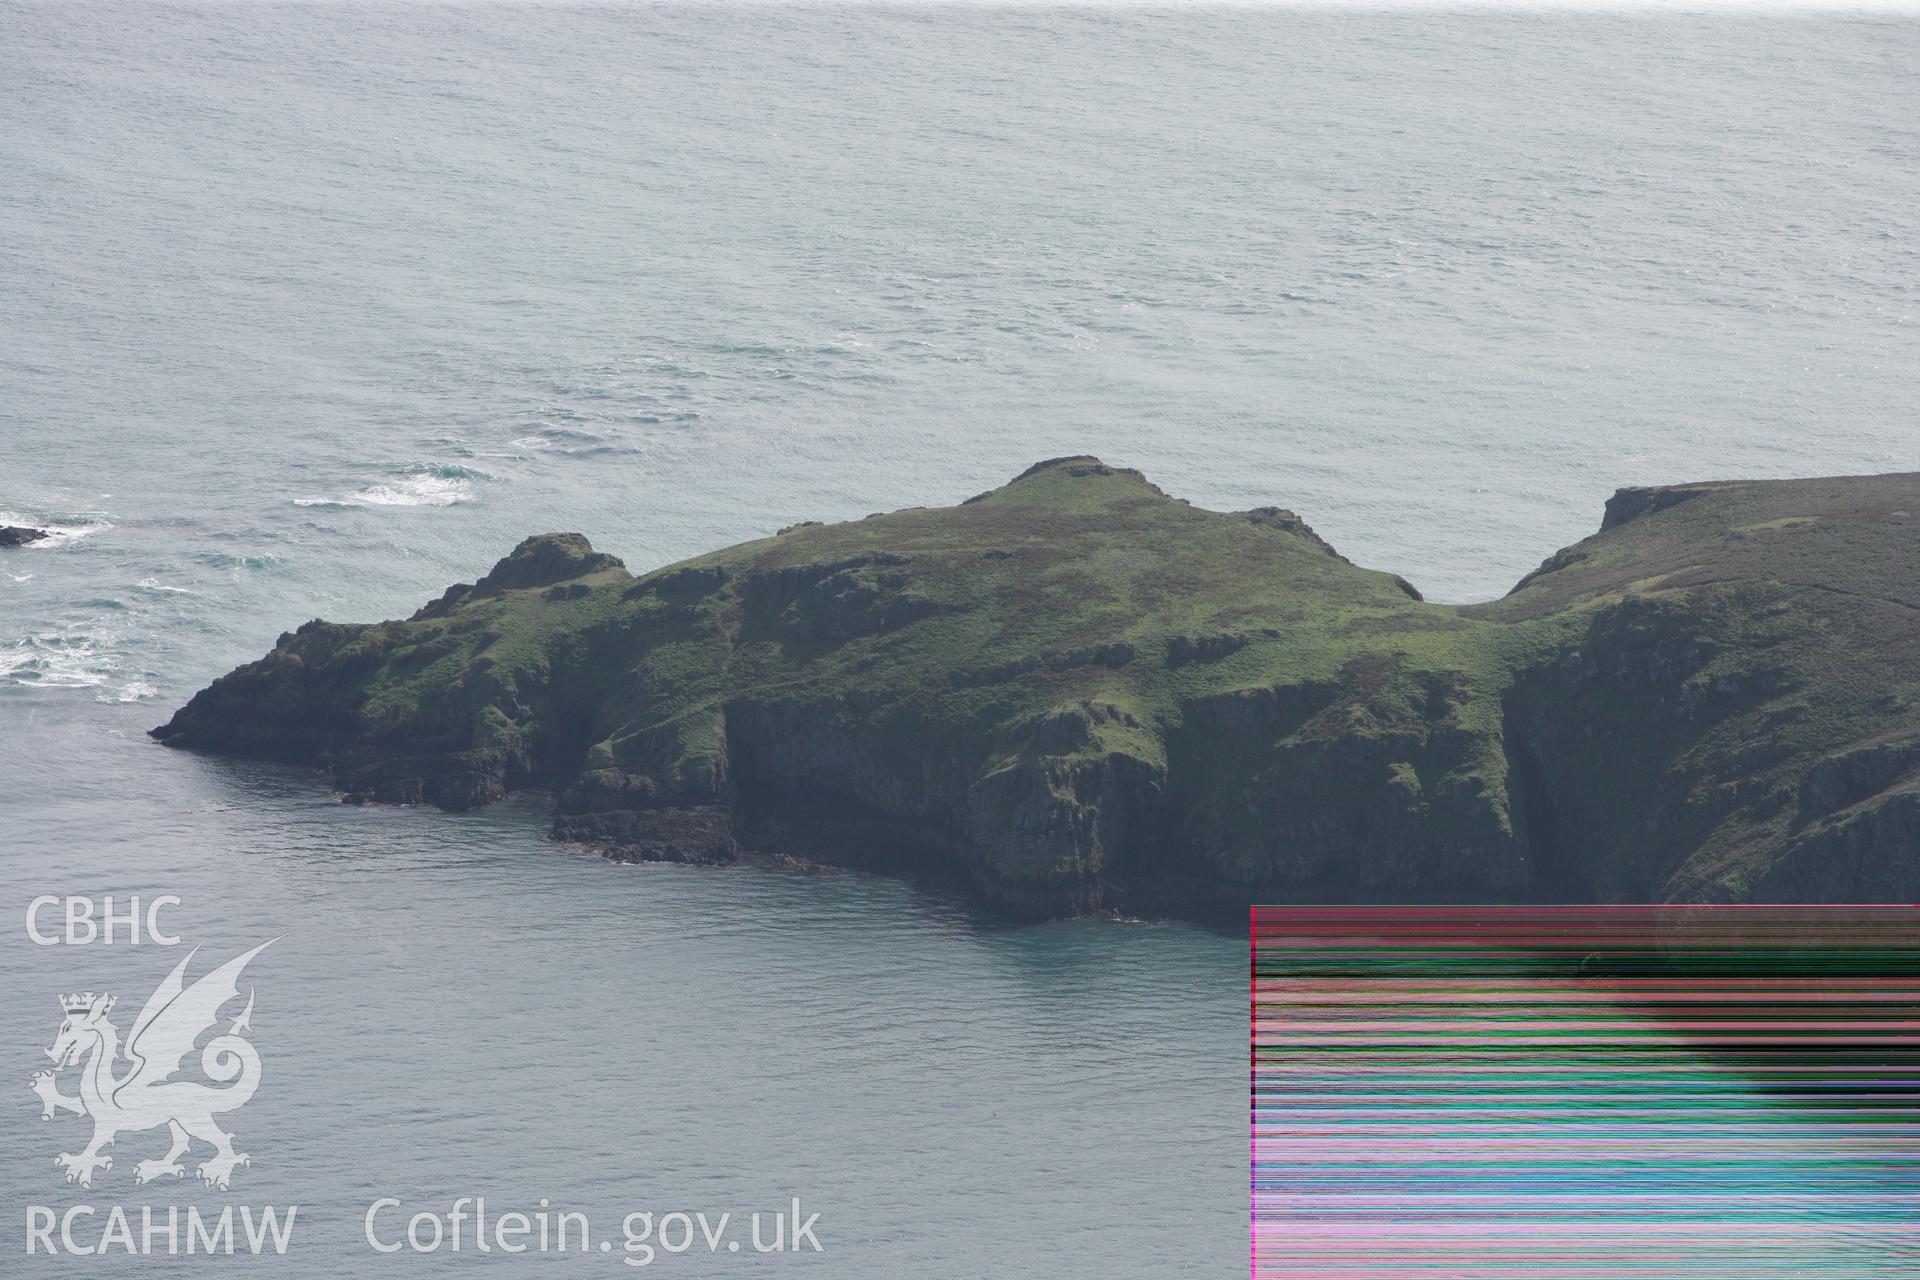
[153,459,1920,916]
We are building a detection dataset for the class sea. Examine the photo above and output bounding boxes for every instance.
[2,4,1915,1274]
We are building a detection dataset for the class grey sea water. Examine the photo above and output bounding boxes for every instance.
[1,4,1915,1274]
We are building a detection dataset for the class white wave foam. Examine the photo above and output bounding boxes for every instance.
[1,617,157,702]
[0,631,114,689]
[354,473,475,506]
[96,678,157,704]
[0,510,112,548]
[292,465,485,509]
[133,577,196,595]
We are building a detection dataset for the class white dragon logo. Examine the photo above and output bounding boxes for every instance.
[29,941,274,1190]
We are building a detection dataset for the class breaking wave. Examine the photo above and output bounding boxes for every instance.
[293,463,488,509]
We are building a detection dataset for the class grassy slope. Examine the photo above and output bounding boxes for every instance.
[154,459,1920,915]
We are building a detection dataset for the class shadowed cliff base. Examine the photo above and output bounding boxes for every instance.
[154,459,1920,918]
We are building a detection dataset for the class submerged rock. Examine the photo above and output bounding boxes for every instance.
[0,525,50,547]
[154,459,1920,916]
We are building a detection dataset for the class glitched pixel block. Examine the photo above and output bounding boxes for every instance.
[1251,906,1920,1279]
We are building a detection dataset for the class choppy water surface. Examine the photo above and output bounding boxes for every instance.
[3,4,1916,1273]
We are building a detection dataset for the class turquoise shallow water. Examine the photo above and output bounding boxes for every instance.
[2,4,1916,1273]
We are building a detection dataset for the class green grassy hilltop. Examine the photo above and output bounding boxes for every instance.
[153,458,1920,915]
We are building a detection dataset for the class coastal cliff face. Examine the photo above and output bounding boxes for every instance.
[153,459,1920,916]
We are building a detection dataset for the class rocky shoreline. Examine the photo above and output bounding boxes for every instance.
[153,459,1920,916]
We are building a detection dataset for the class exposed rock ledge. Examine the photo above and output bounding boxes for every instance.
[154,459,1920,917]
